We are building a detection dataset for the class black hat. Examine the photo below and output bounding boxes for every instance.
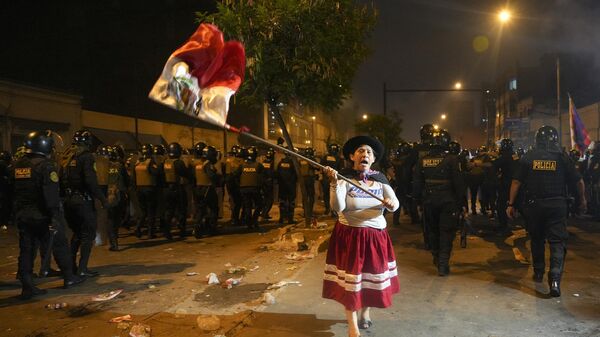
[342,135,384,162]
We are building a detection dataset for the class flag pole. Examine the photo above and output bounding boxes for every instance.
[227,126,385,202]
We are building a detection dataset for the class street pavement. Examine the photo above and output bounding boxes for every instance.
[0,205,599,337]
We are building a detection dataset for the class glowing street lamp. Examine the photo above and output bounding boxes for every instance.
[441,114,447,120]
[362,114,368,120]
[433,124,439,130]
[454,82,462,90]
[498,9,511,23]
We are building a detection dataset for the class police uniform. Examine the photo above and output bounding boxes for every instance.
[12,149,82,298]
[299,157,318,222]
[192,158,218,236]
[413,141,433,249]
[414,147,465,276]
[494,152,519,230]
[224,155,243,225]
[0,153,12,227]
[276,156,297,224]
[481,152,498,218]
[320,152,342,215]
[261,156,275,219]
[106,158,128,250]
[134,156,160,238]
[161,157,188,238]
[237,160,264,229]
[61,148,107,276]
[467,154,485,214]
[512,147,582,295]
[390,148,419,226]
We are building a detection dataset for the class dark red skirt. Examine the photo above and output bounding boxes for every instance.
[322,222,400,311]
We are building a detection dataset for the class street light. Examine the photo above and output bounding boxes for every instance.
[362,114,368,120]
[433,124,439,130]
[441,114,447,120]
[454,82,462,90]
[498,9,511,23]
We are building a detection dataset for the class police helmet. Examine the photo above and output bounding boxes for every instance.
[229,144,240,155]
[236,146,248,158]
[534,125,560,152]
[97,145,111,158]
[107,146,118,161]
[448,141,461,155]
[304,147,315,157]
[167,142,183,159]
[153,144,166,156]
[24,130,55,156]
[499,138,514,154]
[516,147,525,157]
[432,130,451,148]
[569,149,581,161]
[113,145,125,161]
[72,129,93,148]
[0,151,11,162]
[395,142,411,157]
[420,124,435,144]
[202,145,219,164]
[140,144,154,157]
[265,147,275,160]
[194,142,207,158]
[246,146,258,161]
[328,143,340,156]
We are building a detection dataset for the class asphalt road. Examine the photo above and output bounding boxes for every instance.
[0,207,599,337]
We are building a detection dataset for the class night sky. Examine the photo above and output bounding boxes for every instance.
[2,0,600,141]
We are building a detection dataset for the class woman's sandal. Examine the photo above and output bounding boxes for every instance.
[358,319,373,330]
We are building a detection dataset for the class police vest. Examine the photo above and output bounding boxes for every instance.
[193,159,212,186]
[135,159,156,186]
[421,154,452,189]
[13,156,45,209]
[240,162,259,187]
[524,151,569,199]
[95,155,110,186]
[163,159,178,184]
[299,160,314,177]
[225,157,241,175]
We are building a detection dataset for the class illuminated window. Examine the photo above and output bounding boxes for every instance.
[508,78,517,91]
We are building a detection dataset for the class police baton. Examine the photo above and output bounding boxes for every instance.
[239,131,385,203]
[40,222,58,277]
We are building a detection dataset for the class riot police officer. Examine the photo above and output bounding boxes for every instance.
[224,145,243,225]
[414,130,465,276]
[320,144,342,216]
[12,131,84,299]
[507,126,586,297]
[494,139,519,233]
[192,143,219,237]
[391,142,419,226]
[105,146,128,251]
[300,148,318,224]
[277,153,297,224]
[0,150,12,229]
[413,124,436,249]
[61,130,107,277]
[161,142,188,239]
[134,144,160,239]
[567,149,585,217]
[236,146,264,230]
[261,148,276,220]
[467,147,486,215]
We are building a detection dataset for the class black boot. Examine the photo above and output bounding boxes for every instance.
[548,274,561,297]
[64,274,86,289]
[438,264,450,276]
[20,274,47,300]
[532,269,544,283]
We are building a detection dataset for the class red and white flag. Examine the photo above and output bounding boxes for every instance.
[149,24,245,128]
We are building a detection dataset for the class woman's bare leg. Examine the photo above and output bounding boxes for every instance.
[359,307,371,322]
[345,310,360,337]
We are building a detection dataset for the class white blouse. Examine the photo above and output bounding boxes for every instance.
[330,179,399,229]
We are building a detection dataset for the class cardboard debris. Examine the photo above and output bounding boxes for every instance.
[206,273,220,285]
[110,314,132,323]
[92,289,123,302]
[268,280,301,290]
[129,323,151,337]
